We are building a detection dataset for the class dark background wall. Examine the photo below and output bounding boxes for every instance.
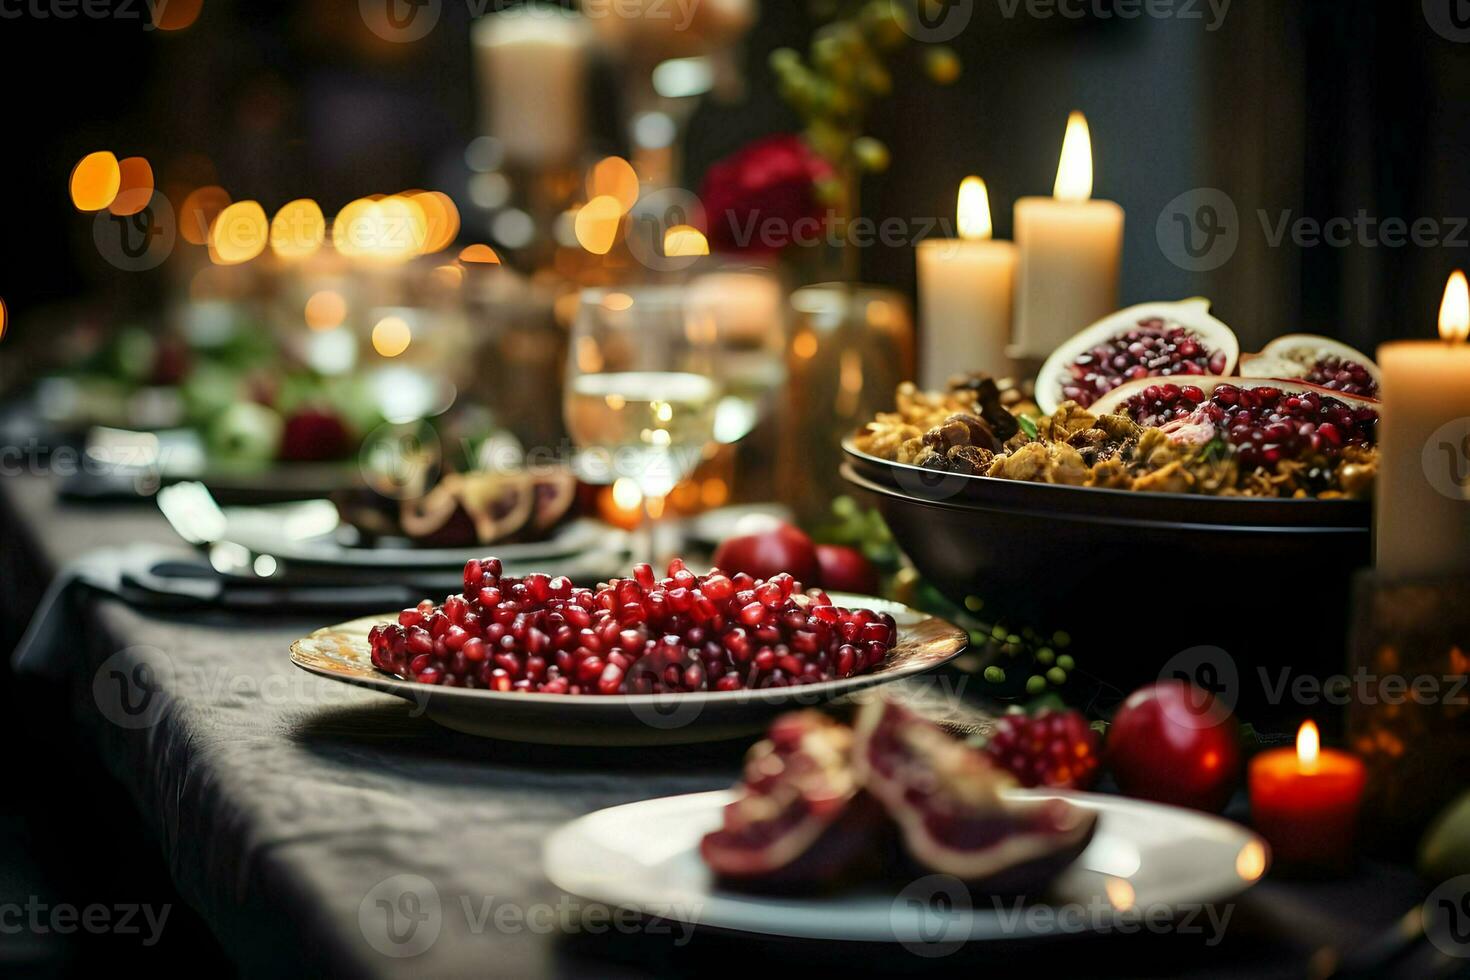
[1,0,1467,356]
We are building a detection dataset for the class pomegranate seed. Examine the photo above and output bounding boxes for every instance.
[464,559,484,589]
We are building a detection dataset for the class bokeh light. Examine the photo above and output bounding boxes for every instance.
[574,195,623,255]
[0,297,7,343]
[210,200,269,265]
[179,185,231,245]
[663,224,709,258]
[372,316,412,357]
[70,151,121,212]
[458,243,501,264]
[587,156,640,214]
[270,199,326,259]
[152,0,202,30]
[304,290,348,331]
[408,190,460,254]
[431,264,464,290]
[110,157,155,217]
[334,196,424,262]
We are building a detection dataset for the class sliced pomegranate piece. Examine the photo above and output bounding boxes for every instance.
[700,712,888,890]
[852,699,1096,894]
[1239,334,1381,398]
[1036,299,1240,414]
[1092,376,1381,470]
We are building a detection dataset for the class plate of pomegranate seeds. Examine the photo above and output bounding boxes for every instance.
[288,558,967,745]
[545,701,1268,944]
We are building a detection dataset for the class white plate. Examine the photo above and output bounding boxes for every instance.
[544,789,1269,944]
[289,594,968,746]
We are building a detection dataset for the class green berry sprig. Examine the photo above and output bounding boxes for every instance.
[769,1,962,180]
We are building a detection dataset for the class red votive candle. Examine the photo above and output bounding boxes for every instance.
[1249,721,1366,871]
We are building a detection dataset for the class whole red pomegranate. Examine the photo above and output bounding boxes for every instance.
[713,523,820,586]
[700,134,834,256]
[1106,680,1241,812]
[814,544,879,596]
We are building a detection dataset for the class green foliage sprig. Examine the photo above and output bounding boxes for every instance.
[769,0,963,197]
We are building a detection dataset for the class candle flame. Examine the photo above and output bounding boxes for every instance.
[1440,270,1469,343]
[1053,111,1094,203]
[957,176,993,241]
[1296,720,1320,770]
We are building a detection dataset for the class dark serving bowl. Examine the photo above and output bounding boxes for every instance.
[841,440,1373,729]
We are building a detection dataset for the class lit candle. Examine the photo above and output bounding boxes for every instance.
[1375,271,1470,579]
[1249,721,1367,870]
[1012,112,1125,362]
[916,177,1017,386]
[472,5,590,166]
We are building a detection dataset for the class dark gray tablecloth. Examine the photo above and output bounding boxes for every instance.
[0,474,1437,979]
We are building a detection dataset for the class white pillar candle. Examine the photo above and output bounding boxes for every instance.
[916,177,1017,386]
[1375,271,1470,579]
[472,5,590,166]
[1012,112,1124,361]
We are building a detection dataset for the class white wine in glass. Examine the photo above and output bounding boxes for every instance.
[564,287,722,561]
[564,370,717,498]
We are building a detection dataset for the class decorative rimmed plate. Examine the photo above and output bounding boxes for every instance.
[289,594,967,746]
[544,788,1269,945]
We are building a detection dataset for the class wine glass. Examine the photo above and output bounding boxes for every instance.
[685,268,787,447]
[564,285,720,562]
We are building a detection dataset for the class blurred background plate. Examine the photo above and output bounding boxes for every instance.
[219,499,617,570]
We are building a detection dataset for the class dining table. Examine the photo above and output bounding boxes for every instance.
[0,471,1444,979]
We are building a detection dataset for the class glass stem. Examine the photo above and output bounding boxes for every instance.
[638,493,664,567]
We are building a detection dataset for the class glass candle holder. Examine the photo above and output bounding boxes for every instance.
[778,282,914,524]
[1346,570,1470,855]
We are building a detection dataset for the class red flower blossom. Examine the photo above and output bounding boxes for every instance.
[700,135,835,255]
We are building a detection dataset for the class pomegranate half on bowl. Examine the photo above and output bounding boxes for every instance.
[1238,334,1381,398]
[1035,299,1240,415]
[1090,376,1380,480]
